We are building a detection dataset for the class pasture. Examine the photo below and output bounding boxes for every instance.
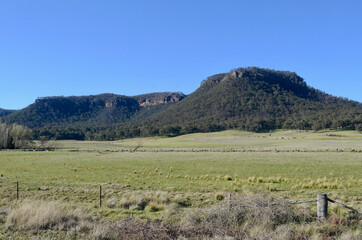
[0,130,361,239]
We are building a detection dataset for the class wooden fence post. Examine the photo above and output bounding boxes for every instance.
[99,185,102,208]
[16,181,19,200]
[228,193,232,210]
[317,193,328,220]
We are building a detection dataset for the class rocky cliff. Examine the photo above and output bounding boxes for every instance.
[134,92,185,107]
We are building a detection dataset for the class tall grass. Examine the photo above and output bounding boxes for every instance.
[3,195,361,239]
[6,201,80,230]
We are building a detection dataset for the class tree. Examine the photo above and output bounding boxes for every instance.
[0,122,32,149]
[355,123,362,132]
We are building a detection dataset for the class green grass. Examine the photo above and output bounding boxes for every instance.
[0,130,361,221]
[56,129,362,152]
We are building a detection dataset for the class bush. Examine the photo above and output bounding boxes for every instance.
[106,198,117,208]
[119,191,170,210]
[172,194,192,207]
[215,192,225,201]
[181,194,301,234]
[0,123,32,150]
[120,195,148,210]
[224,175,233,181]
[145,202,166,212]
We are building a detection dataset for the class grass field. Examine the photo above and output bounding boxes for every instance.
[0,130,361,239]
[57,129,362,152]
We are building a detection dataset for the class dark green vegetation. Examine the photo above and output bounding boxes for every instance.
[5,92,185,129]
[7,94,140,128]
[2,67,361,140]
[0,108,16,117]
[134,67,362,136]
[3,92,184,140]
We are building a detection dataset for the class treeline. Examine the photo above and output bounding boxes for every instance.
[32,114,362,141]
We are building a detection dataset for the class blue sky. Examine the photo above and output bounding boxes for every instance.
[1,0,361,109]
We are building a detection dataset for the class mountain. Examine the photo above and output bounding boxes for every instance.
[2,67,361,140]
[130,67,361,135]
[4,92,185,129]
[0,108,16,117]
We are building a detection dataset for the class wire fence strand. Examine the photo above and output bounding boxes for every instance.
[327,198,362,214]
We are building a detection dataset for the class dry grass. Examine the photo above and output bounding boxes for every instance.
[181,194,301,235]
[6,201,81,230]
[105,197,117,208]
[91,194,361,239]
[2,194,361,239]
[118,190,170,210]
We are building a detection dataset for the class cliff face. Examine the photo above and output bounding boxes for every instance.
[6,94,141,128]
[134,92,185,107]
[4,92,186,128]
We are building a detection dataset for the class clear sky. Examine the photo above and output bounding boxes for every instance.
[1,0,361,109]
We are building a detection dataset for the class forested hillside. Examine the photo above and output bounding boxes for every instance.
[2,67,361,140]
[0,108,16,117]
[5,94,140,128]
[113,67,362,138]
[1,92,185,140]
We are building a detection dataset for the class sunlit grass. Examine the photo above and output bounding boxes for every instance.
[0,130,361,221]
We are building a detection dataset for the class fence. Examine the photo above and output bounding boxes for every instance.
[12,182,362,220]
[226,192,361,220]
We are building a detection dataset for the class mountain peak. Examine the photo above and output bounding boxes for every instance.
[201,67,304,87]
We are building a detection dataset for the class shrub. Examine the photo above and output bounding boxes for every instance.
[224,175,233,181]
[106,198,117,208]
[145,202,166,212]
[154,191,170,204]
[173,194,192,207]
[181,194,299,233]
[120,196,148,210]
[215,192,225,201]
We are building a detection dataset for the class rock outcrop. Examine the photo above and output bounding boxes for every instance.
[135,92,185,107]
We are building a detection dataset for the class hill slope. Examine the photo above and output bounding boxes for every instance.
[132,67,361,135]
[0,108,16,117]
[5,94,140,128]
[3,67,361,139]
[3,92,185,129]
